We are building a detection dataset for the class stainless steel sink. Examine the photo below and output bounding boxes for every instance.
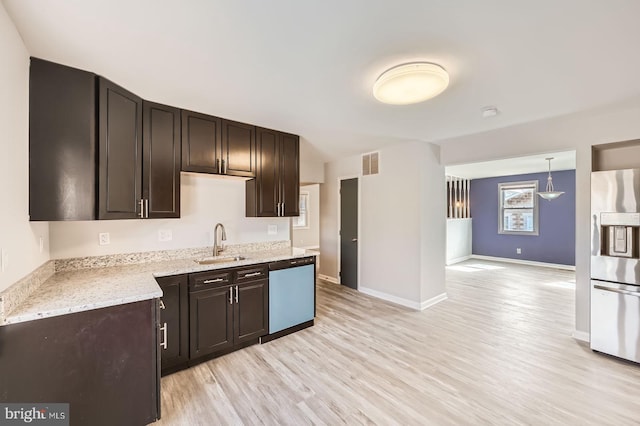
[194,255,247,265]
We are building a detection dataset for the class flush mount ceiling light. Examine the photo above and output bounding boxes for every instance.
[373,62,449,105]
[538,157,565,200]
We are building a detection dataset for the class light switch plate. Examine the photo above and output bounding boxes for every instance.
[268,225,278,235]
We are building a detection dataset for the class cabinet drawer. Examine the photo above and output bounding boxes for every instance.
[189,269,232,290]
[235,265,268,283]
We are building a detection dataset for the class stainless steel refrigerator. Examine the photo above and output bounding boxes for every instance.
[591,168,640,363]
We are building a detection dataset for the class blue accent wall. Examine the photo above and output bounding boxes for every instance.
[470,170,575,266]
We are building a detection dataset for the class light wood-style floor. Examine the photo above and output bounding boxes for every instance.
[156,260,640,425]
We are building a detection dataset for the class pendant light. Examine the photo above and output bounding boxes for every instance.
[537,157,564,200]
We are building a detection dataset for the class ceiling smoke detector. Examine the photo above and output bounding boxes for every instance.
[373,62,449,105]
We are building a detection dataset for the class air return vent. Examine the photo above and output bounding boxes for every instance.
[362,151,380,176]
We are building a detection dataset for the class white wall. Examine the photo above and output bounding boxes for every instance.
[0,3,50,292]
[320,141,446,308]
[418,143,447,304]
[292,184,320,249]
[439,97,640,339]
[299,137,325,184]
[446,219,472,265]
[50,173,289,258]
[320,156,360,280]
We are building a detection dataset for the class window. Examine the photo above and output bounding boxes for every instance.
[292,191,309,228]
[498,180,538,235]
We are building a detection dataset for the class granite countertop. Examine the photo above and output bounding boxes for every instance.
[3,246,318,326]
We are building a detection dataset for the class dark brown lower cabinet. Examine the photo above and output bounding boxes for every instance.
[235,280,269,343]
[0,300,160,426]
[189,285,234,358]
[189,273,268,361]
[157,275,189,375]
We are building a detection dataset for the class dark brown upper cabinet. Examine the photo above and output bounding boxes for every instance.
[246,127,300,217]
[98,78,143,219]
[143,101,181,218]
[181,109,255,177]
[29,58,97,221]
[222,119,256,177]
[29,58,181,220]
[181,110,221,174]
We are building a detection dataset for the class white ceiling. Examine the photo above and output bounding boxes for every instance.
[4,0,640,163]
[445,150,576,180]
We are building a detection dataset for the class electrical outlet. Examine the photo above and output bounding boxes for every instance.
[268,225,278,235]
[516,248,522,254]
[158,229,173,242]
[99,233,110,246]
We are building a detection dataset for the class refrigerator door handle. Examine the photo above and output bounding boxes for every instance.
[594,284,640,298]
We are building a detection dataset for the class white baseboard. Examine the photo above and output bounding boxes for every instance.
[446,255,471,266]
[359,287,421,309]
[470,255,575,271]
[318,274,338,284]
[359,287,447,311]
[420,292,448,310]
[572,330,590,342]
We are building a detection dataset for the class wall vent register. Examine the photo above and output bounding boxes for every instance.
[362,152,380,176]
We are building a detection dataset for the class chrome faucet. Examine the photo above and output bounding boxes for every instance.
[213,223,227,257]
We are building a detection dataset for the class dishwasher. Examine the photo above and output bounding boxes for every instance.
[263,256,316,342]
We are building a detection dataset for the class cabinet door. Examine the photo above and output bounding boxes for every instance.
[251,127,280,216]
[234,280,269,344]
[156,275,188,373]
[181,109,222,174]
[29,58,97,221]
[221,119,255,177]
[0,300,159,425]
[143,101,181,218]
[189,286,234,359]
[280,132,300,217]
[98,78,143,219]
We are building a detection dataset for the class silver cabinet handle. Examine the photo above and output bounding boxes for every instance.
[291,260,298,265]
[242,272,262,278]
[216,158,221,174]
[229,287,233,304]
[235,285,239,303]
[203,278,224,284]
[139,199,145,218]
[352,238,358,242]
[277,202,281,217]
[594,284,640,297]
[145,199,149,218]
[222,159,227,174]
[282,202,285,216]
[159,300,166,310]
[160,322,167,350]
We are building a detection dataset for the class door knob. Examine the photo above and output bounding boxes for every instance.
[352,238,358,242]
